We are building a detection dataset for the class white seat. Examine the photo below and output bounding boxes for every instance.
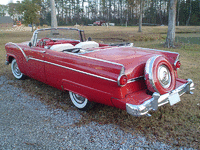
[75,41,99,49]
[50,43,74,52]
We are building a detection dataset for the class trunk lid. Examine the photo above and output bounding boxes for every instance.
[83,46,179,79]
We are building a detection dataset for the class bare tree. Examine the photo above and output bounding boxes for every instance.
[138,0,143,32]
[50,0,57,28]
[176,0,180,26]
[165,0,177,48]
[186,0,191,26]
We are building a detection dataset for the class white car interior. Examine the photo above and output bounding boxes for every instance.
[50,41,99,53]
[74,41,99,49]
[50,43,75,52]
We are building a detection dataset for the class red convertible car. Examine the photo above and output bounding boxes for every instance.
[5,28,194,116]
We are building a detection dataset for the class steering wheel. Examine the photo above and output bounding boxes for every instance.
[37,37,54,48]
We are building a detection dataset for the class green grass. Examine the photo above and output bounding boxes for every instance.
[0,31,33,76]
[0,26,200,149]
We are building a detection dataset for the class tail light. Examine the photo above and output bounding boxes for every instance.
[118,75,128,86]
[174,61,181,69]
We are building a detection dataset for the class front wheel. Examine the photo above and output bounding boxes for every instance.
[69,92,94,111]
[11,59,25,80]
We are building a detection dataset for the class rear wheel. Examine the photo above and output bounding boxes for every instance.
[11,59,25,80]
[69,92,93,111]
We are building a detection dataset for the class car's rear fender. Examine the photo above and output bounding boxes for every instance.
[62,79,114,106]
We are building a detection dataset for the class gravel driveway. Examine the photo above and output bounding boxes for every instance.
[0,76,192,149]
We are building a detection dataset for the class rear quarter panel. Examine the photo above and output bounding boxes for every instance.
[44,50,124,106]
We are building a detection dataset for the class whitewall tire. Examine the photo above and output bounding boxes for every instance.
[69,92,93,111]
[11,59,25,80]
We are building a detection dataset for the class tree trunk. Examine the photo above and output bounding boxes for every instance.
[113,0,116,18]
[109,0,111,20]
[76,0,80,21]
[165,0,177,48]
[120,0,122,24]
[186,0,191,26]
[138,0,142,32]
[56,2,60,25]
[50,0,58,28]
[82,0,84,18]
[118,1,119,20]
[61,0,64,21]
[176,0,180,26]
[160,0,163,24]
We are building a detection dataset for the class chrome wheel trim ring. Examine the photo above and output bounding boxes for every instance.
[69,92,88,109]
[145,55,161,92]
[11,59,23,79]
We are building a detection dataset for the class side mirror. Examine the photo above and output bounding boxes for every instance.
[88,37,92,41]
[29,42,32,47]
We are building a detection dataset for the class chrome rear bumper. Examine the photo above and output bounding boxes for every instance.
[126,79,194,116]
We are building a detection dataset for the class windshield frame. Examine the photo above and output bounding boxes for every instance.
[31,28,86,47]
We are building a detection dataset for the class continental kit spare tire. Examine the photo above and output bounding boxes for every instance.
[144,55,176,95]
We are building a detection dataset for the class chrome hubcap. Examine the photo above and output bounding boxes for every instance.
[73,93,85,104]
[13,62,21,76]
[158,65,171,88]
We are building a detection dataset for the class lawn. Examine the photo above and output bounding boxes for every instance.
[0,26,199,149]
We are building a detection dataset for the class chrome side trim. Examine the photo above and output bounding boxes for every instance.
[120,66,125,75]
[8,42,124,67]
[29,57,117,83]
[135,47,179,55]
[64,50,124,67]
[24,49,46,53]
[127,76,144,83]
[6,42,29,61]
[6,42,123,83]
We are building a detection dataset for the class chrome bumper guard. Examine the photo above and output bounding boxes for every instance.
[126,79,195,116]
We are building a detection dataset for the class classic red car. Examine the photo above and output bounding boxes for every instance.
[5,28,194,116]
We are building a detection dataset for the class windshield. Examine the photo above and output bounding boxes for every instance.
[37,28,80,41]
[31,28,84,46]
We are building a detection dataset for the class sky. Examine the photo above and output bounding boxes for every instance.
[0,0,22,5]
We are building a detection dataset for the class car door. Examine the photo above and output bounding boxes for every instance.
[44,49,65,89]
[23,46,46,83]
